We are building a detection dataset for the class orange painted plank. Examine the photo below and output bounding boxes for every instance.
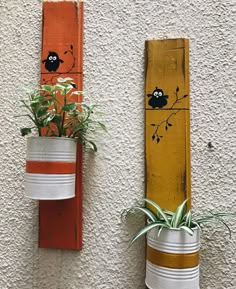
[145,39,191,211]
[39,0,84,250]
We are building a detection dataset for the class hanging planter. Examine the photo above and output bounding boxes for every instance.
[124,198,236,289]
[25,137,77,200]
[146,227,200,289]
[18,77,106,200]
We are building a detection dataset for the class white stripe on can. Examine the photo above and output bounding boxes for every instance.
[147,227,200,254]
[25,173,76,200]
[146,261,200,289]
[26,137,77,162]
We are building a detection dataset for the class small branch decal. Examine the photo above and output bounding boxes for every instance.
[170,86,188,109]
[64,44,76,73]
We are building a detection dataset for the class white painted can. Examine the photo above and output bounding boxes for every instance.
[146,227,200,289]
[24,137,77,200]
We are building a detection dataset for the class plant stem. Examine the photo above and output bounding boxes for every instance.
[60,90,67,137]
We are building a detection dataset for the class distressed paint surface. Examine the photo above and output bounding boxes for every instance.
[145,39,191,211]
[39,0,84,250]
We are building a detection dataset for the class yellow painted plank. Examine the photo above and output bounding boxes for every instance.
[145,39,191,211]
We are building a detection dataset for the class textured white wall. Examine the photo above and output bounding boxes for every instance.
[0,0,235,288]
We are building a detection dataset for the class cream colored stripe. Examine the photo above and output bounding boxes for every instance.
[147,245,199,269]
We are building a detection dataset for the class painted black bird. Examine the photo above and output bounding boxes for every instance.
[147,87,168,109]
[42,51,64,72]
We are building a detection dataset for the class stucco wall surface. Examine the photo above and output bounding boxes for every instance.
[0,0,235,288]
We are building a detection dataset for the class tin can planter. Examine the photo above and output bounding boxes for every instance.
[25,137,77,200]
[146,227,200,289]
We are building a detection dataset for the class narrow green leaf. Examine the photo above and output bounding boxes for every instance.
[163,210,174,216]
[191,221,202,231]
[144,198,170,226]
[127,207,158,222]
[179,226,194,236]
[209,213,232,238]
[157,226,164,238]
[214,212,236,217]
[87,140,97,152]
[171,199,188,228]
[195,218,218,224]
[184,210,192,227]
[129,222,169,245]
[98,122,107,132]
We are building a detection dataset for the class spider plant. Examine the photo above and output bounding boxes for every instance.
[124,198,236,245]
[17,77,106,151]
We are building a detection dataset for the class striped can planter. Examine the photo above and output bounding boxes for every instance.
[25,137,77,200]
[146,227,200,289]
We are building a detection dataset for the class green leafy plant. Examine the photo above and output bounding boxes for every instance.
[124,198,236,245]
[17,77,106,151]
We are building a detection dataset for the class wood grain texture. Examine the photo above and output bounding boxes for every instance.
[39,0,84,250]
[145,39,191,211]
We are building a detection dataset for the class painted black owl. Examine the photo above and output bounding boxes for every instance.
[42,52,64,72]
[147,87,168,109]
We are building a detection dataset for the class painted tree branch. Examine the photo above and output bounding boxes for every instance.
[150,87,188,143]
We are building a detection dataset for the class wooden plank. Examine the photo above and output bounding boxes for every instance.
[39,0,84,250]
[145,39,191,211]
